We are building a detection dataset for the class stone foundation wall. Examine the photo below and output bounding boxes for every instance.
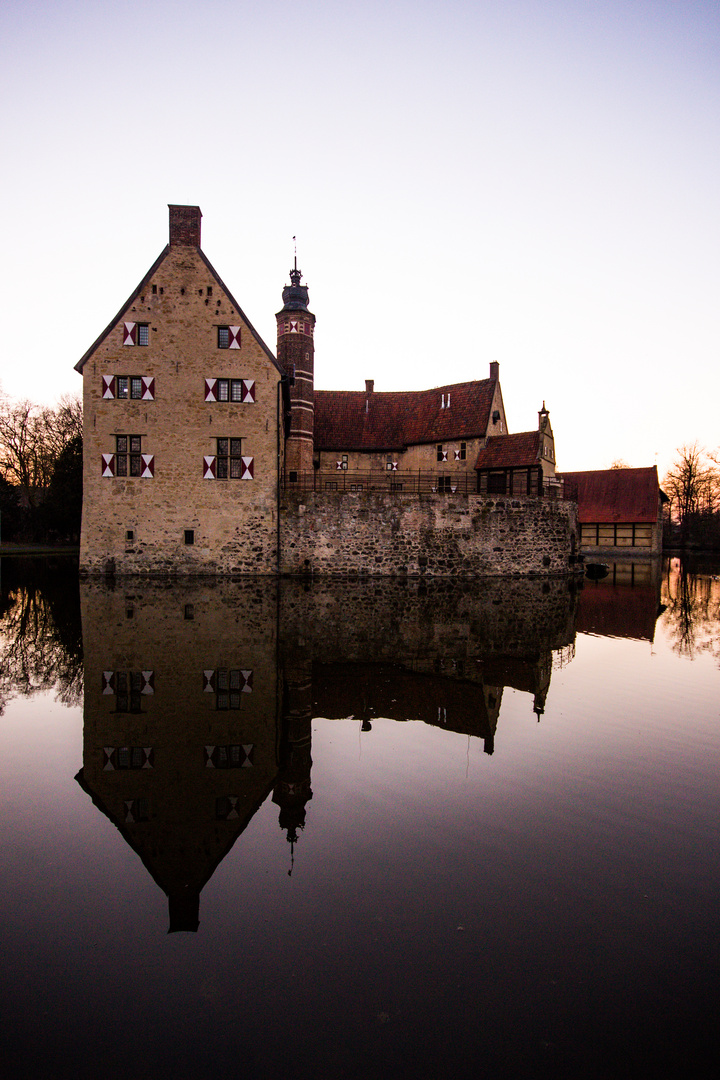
[280,491,579,578]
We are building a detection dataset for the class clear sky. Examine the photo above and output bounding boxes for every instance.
[1,0,718,479]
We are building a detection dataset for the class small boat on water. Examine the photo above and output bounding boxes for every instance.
[585,563,610,581]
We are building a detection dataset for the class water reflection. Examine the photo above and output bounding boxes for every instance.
[3,557,720,1078]
[662,558,720,662]
[575,559,663,641]
[0,559,683,937]
[0,556,82,713]
[70,576,586,930]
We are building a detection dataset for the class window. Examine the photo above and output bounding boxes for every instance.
[217,325,241,349]
[460,442,467,461]
[184,530,195,545]
[216,438,244,479]
[103,438,153,478]
[436,444,447,462]
[289,470,298,483]
[103,375,155,400]
[126,529,134,542]
[123,322,149,346]
[203,668,253,699]
[115,672,144,713]
[116,435,142,477]
[350,483,364,492]
[204,744,254,768]
[203,441,253,480]
[204,378,255,403]
[124,798,149,822]
[438,476,453,492]
[103,746,154,770]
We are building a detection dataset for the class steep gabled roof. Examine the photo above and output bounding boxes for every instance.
[475,431,542,470]
[74,246,169,372]
[75,247,282,376]
[559,467,664,523]
[313,379,497,452]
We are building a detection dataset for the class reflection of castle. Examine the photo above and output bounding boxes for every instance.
[76,576,582,930]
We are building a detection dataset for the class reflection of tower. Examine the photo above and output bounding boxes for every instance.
[276,255,315,477]
[273,663,313,872]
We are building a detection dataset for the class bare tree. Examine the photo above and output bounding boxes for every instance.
[609,458,629,470]
[663,444,719,546]
[0,388,82,510]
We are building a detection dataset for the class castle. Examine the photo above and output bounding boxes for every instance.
[76,205,579,577]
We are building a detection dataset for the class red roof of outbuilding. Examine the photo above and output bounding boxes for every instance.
[475,431,541,470]
[313,379,497,451]
[559,467,662,523]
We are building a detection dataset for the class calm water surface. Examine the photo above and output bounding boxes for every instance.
[1,558,718,1079]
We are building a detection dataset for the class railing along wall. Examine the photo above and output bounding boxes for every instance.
[283,470,577,501]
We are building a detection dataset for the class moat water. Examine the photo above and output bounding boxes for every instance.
[1,557,719,1080]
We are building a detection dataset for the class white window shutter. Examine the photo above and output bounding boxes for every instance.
[391,461,398,471]
[241,670,253,693]
[102,376,116,398]
[241,456,254,480]
[102,671,115,695]
[442,450,448,461]
[204,378,217,402]
[141,671,154,694]
[141,377,155,400]
[454,450,461,461]
[229,326,241,348]
[203,670,216,692]
[141,455,154,478]
[242,379,255,403]
[102,453,115,477]
[123,322,137,345]
[203,455,217,479]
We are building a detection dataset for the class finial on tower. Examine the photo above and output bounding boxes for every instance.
[290,236,302,287]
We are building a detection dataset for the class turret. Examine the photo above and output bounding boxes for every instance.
[276,256,315,477]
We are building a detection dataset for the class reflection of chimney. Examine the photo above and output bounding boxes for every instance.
[168,887,200,933]
[365,379,374,394]
[489,361,499,381]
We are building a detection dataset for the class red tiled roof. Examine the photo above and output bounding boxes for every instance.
[559,467,661,523]
[313,379,496,451]
[475,431,541,470]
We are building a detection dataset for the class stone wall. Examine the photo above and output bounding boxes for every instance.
[280,490,579,578]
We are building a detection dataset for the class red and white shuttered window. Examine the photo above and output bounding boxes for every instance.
[103,375,155,400]
[102,435,154,478]
[279,319,312,336]
[203,437,253,480]
[204,378,255,403]
[123,322,149,346]
[217,326,241,349]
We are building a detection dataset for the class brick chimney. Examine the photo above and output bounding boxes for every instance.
[365,379,374,394]
[169,204,202,247]
[489,361,499,381]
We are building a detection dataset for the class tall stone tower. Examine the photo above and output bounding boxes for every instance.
[276,259,315,476]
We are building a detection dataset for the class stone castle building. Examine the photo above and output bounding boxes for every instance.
[76,205,578,578]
